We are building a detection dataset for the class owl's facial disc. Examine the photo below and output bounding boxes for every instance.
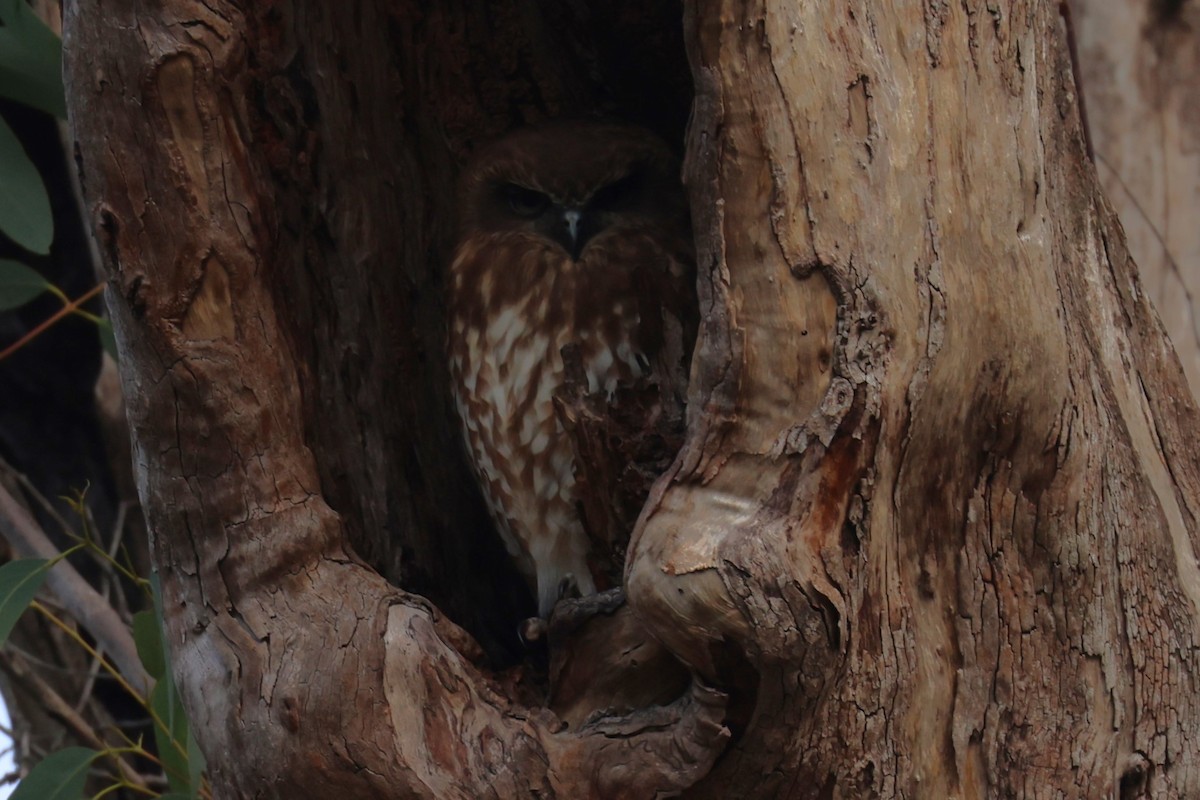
[494,182,580,257]
[549,169,649,260]
[495,181,591,260]
[492,168,650,261]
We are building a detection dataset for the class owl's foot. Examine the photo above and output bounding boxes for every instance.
[519,575,588,648]
[547,587,625,639]
[518,586,624,650]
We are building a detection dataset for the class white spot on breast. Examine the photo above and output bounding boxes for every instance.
[615,341,638,372]
[586,350,613,394]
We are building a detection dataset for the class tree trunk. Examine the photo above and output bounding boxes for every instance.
[0,3,150,774]
[63,0,1200,797]
[1072,0,1200,397]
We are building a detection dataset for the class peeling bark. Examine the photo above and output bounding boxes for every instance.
[64,0,1200,797]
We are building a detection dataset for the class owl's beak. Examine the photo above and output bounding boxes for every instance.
[553,207,594,260]
[563,210,581,246]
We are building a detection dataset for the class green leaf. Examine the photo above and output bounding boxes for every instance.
[152,676,195,796]
[151,573,165,622]
[10,746,97,800]
[97,317,118,361]
[187,729,207,794]
[0,115,53,254]
[148,573,202,795]
[0,258,49,309]
[132,609,166,679]
[0,0,66,118]
[0,558,49,646]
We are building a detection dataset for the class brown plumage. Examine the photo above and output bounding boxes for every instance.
[446,121,695,617]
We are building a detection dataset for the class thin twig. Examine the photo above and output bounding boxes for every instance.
[0,465,141,623]
[1092,152,1200,346]
[31,600,201,790]
[106,502,134,620]
[0,282,106,361]
[0,650,149,790]
[0,482,153,696]
[31,602,146,707]
[0,458,76,541]
[73,639,106,716]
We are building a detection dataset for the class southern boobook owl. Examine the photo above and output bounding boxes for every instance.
[447,120,695,617]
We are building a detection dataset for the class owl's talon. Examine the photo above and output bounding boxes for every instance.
[519,616,547,647]
[557,574,582,603]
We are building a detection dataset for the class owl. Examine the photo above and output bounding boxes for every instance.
[447,121,695,618]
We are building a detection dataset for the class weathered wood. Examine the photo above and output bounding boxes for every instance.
[63,0,1200,797]
[627,0,1200,796]
[65,1,725,797]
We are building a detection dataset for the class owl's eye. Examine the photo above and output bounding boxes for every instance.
[500,184,551,218]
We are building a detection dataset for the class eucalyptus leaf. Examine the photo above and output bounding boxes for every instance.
[0,115,53,253]
[147,574,200,794]
[187,723,207,791]
[132,608,167,678]
[0,0,66,118]
[153,675,195,796]
[97,317,119,360]
[151,572,165,622]
[0,258,49,310]
[0,557,49,646]
[10,746,97,800]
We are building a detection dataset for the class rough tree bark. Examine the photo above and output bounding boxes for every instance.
[1072,0,1200,398]
[63,0,1200,798]
[0,3,150,773]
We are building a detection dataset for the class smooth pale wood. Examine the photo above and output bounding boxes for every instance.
[64,0,1200,797]
[1073,0,1200,396]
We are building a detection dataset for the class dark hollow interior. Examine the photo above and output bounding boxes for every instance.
[257,1,695,661]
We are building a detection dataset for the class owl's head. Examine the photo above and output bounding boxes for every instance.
[456,121,687,261]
